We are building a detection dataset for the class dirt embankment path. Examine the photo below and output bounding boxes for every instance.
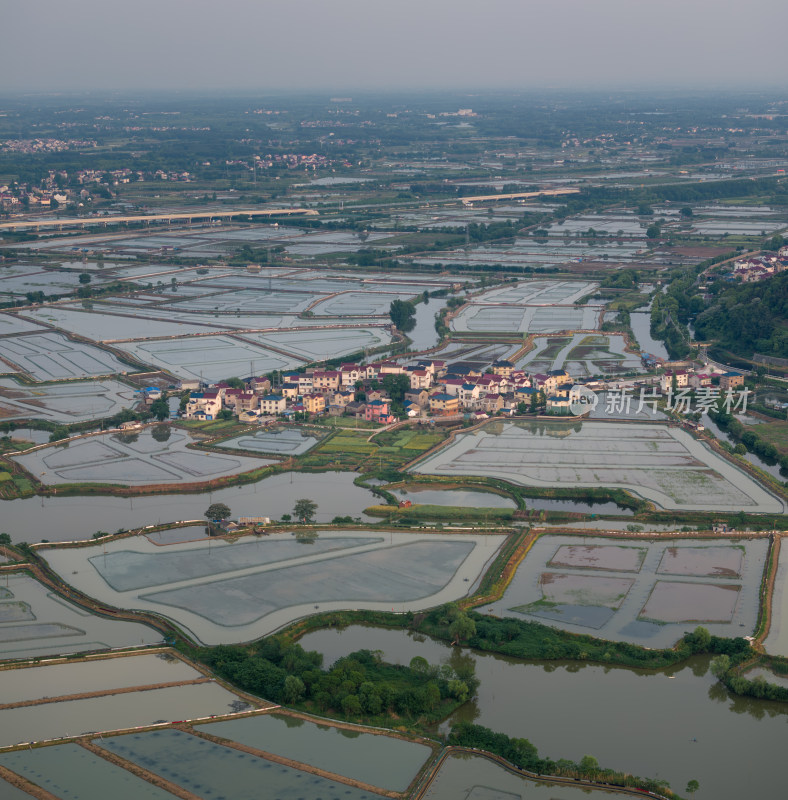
[756,532,782,649]
[0,677,213,711]
[0,764,62,800]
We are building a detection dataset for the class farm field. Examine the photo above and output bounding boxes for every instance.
[0,332,131,381]
[0,573,162,660]
[216,427,322,456]
[0,377,137,422]
[516,332,642,376]
[477,535,769,648]
[40,530,506,644]
[0,652,253,747]
[411,419,785,513]
[97,728,388,800]
[201,712,432,792]
[11,426,272,486]
[299,426,448,471]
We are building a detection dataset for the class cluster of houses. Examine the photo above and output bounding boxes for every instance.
[732,247,788,282]
[182,358,586,424]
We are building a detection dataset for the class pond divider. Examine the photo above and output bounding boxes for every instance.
[0,763,62,800]
[179,721,404,798]
[77,738,202,800]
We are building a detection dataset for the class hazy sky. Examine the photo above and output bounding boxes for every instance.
[4,0,787,93]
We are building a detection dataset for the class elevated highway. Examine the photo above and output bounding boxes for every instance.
[0,207,318,232]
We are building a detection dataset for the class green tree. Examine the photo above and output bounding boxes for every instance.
[78,272,91,284]
[49,425,69,443]
[686,779,700,795]
[579,755,599,775]
[282,675,305,704]
[150,396,169,421]
[381,373,410,403]
[447,679,469,702]
[293,498,318,523]
[205,502,231,521]
[389,299,416,332]
[0,533,11,545]
[449,613,476,644]
[218,408,234,421]
[710,654,731,680]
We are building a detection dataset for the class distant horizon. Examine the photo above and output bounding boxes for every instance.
[4,0,787,95]
[1,85,787,101]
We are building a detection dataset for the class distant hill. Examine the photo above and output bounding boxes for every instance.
[694,272,788,359]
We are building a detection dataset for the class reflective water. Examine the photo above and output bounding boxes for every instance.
[629,312,668,359]
[1,471,375,543]
[98,728,387,799]
[0,743,176,800]
[201,712,431,792]
[298,625,788,800]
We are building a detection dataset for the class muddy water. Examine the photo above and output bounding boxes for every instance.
[0,471,375,544]
[297,625,788,800]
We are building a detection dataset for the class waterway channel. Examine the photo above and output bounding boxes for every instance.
[297,625,788,800]
[0,471,375,543]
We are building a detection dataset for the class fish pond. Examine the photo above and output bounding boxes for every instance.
[410,419,785,513]
[298,625,788,800]
[41,530,505,644]
[477,535,768,648]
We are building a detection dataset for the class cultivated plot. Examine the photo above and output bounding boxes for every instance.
[12,427,272,486]
[0,313,47,335]
[201,712,431,792]
[452,303,599,333]
[0,653,252,746]
[517,333,641,376]
[112,335,301,382]
[217,427,321,456]
[764,539,788,658]
[310,291,416,316]
[0,743,178,800]
[249,326,391,361]
[0,573,161,661]
[0,377,137,422]
[478,535,768,648]
[0,333,131,380]
[20,306,224,341]
[475,280,598,305]
[41,530,505,644]
[411,420,785,513]
[98,728,388,800]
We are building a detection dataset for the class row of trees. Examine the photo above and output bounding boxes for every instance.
[198,641,476,722]
[205,498,319,524]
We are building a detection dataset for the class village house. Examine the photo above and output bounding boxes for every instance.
[184,391,222,420]
[429,392,460,415]
[404,388,429,407]
[491,359,515,377]
[302,393,327,414]
[259,394,286,415]
[310,370,341,392]
[407,368,432,390]
[688,373,712,389]
[719,372,745,390]
[364,398,396,424]
[660,370,689,392]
